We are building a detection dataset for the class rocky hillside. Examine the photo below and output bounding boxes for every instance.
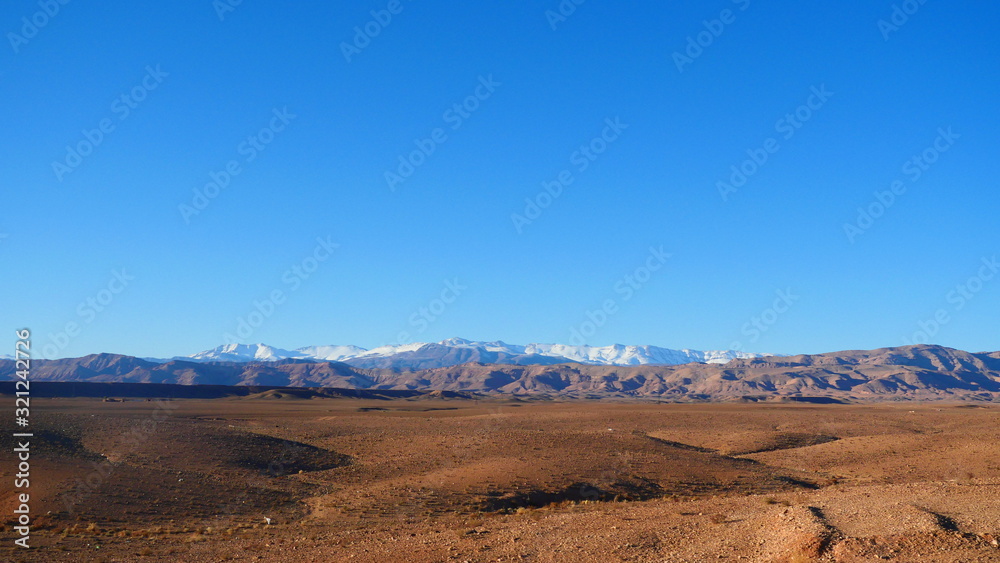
[4,345,1000,401]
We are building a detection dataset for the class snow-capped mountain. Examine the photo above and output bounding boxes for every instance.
[292,345,367,362]
[523,343,761,366]
[183,338,776,369]
[187,343,306,362]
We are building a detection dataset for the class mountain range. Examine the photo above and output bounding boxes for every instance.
[5,345,1000,401]
[177,338,771,369]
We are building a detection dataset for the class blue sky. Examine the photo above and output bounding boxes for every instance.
[3,0,999,359]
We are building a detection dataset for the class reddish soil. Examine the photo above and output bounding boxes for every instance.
[3,397,1000,561]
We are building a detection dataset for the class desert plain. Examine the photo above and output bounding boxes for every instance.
[3,393,1000,562]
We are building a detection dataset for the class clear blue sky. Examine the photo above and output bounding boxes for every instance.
[3,1,999,359]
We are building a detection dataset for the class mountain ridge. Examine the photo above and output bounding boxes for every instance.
[177,338,776,370]
[5,344,1000,401]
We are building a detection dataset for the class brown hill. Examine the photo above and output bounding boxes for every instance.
[3,345,1000,401]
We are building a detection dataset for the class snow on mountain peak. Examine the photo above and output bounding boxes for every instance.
[294,345,367,362]
[185,338,777,368]
[189,343,303,362]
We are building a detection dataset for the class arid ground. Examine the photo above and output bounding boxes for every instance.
[4,395,1000,562]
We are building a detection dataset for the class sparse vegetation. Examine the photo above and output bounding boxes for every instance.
[11,397,1000,561]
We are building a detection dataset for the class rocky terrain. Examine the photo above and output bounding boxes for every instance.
[5,345,1000,401]
[180,338,771,368]
[2,397,1000,561]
